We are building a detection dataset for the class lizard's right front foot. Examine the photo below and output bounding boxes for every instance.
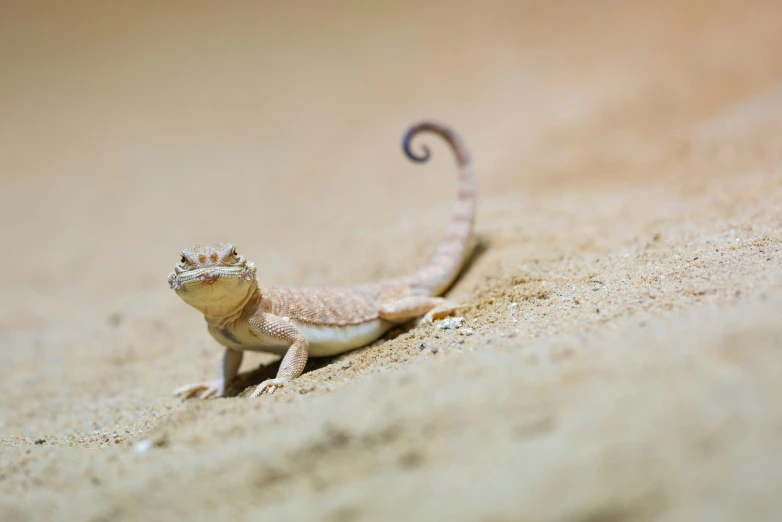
[174,379,225,400]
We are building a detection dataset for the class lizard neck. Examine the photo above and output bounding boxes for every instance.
[203,284,261,329]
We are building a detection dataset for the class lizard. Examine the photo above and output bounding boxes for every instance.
[168,121,475,399]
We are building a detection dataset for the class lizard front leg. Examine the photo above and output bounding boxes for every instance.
[174,346,243,399]
[247,313,309,397]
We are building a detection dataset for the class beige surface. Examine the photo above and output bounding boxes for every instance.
[2,1,782,520]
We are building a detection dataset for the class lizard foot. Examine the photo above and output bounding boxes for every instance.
[249,378,285,397]
[174,379,224,400]
[421,303,464,323]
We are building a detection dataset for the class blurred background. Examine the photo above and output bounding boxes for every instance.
[3,2,781,315]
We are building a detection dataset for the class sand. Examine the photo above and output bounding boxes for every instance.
[1,1,782,520]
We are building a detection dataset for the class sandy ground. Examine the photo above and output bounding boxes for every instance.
[2,1,782,520]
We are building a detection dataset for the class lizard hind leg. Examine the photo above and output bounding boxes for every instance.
[378,296,461,323]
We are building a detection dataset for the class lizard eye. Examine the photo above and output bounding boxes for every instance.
[180,255,187,264]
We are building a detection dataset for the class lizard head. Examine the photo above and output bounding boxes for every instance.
[168,242,257,315]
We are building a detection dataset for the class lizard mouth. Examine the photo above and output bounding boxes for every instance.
[196,271,221,284]
[168,265,256,290]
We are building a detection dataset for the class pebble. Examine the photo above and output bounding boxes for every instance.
[134,439,154,454]
[438,317,465,330]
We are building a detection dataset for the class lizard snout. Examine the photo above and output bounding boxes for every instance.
[197,271,220,284]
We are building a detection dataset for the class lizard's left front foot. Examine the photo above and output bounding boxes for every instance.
[249,378,286,397]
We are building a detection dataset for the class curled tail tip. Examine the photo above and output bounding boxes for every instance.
[401,120,470,166]
[402,123,432,163]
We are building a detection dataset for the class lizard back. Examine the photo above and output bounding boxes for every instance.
[259,284,411,326]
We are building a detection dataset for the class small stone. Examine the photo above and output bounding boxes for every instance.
[438,317,464,330]
[134,439,154,454]
[419,342,427,350]
[430,345,439,354]
[459,328,473,336]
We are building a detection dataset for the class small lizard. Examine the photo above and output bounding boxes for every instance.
[169,121,475,399]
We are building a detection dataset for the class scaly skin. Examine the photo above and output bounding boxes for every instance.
[169,121,476,399]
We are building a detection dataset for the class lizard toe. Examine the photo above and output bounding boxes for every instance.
[174,380,224,400]
[249,379,285,397]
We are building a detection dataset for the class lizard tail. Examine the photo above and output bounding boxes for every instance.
[401,121,476,296]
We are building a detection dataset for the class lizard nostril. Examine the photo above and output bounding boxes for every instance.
[198,254,206,262]
[210,253,218,261]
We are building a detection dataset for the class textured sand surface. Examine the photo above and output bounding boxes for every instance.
[1,1,782,520]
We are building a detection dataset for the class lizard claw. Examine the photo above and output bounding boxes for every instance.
[421,311,437,324]
[174,379,225,400]
[422,305,460,323]
[249,379,285,397]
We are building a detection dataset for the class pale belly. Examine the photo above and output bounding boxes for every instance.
[297,319,392,356]
[211,318,393,357]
